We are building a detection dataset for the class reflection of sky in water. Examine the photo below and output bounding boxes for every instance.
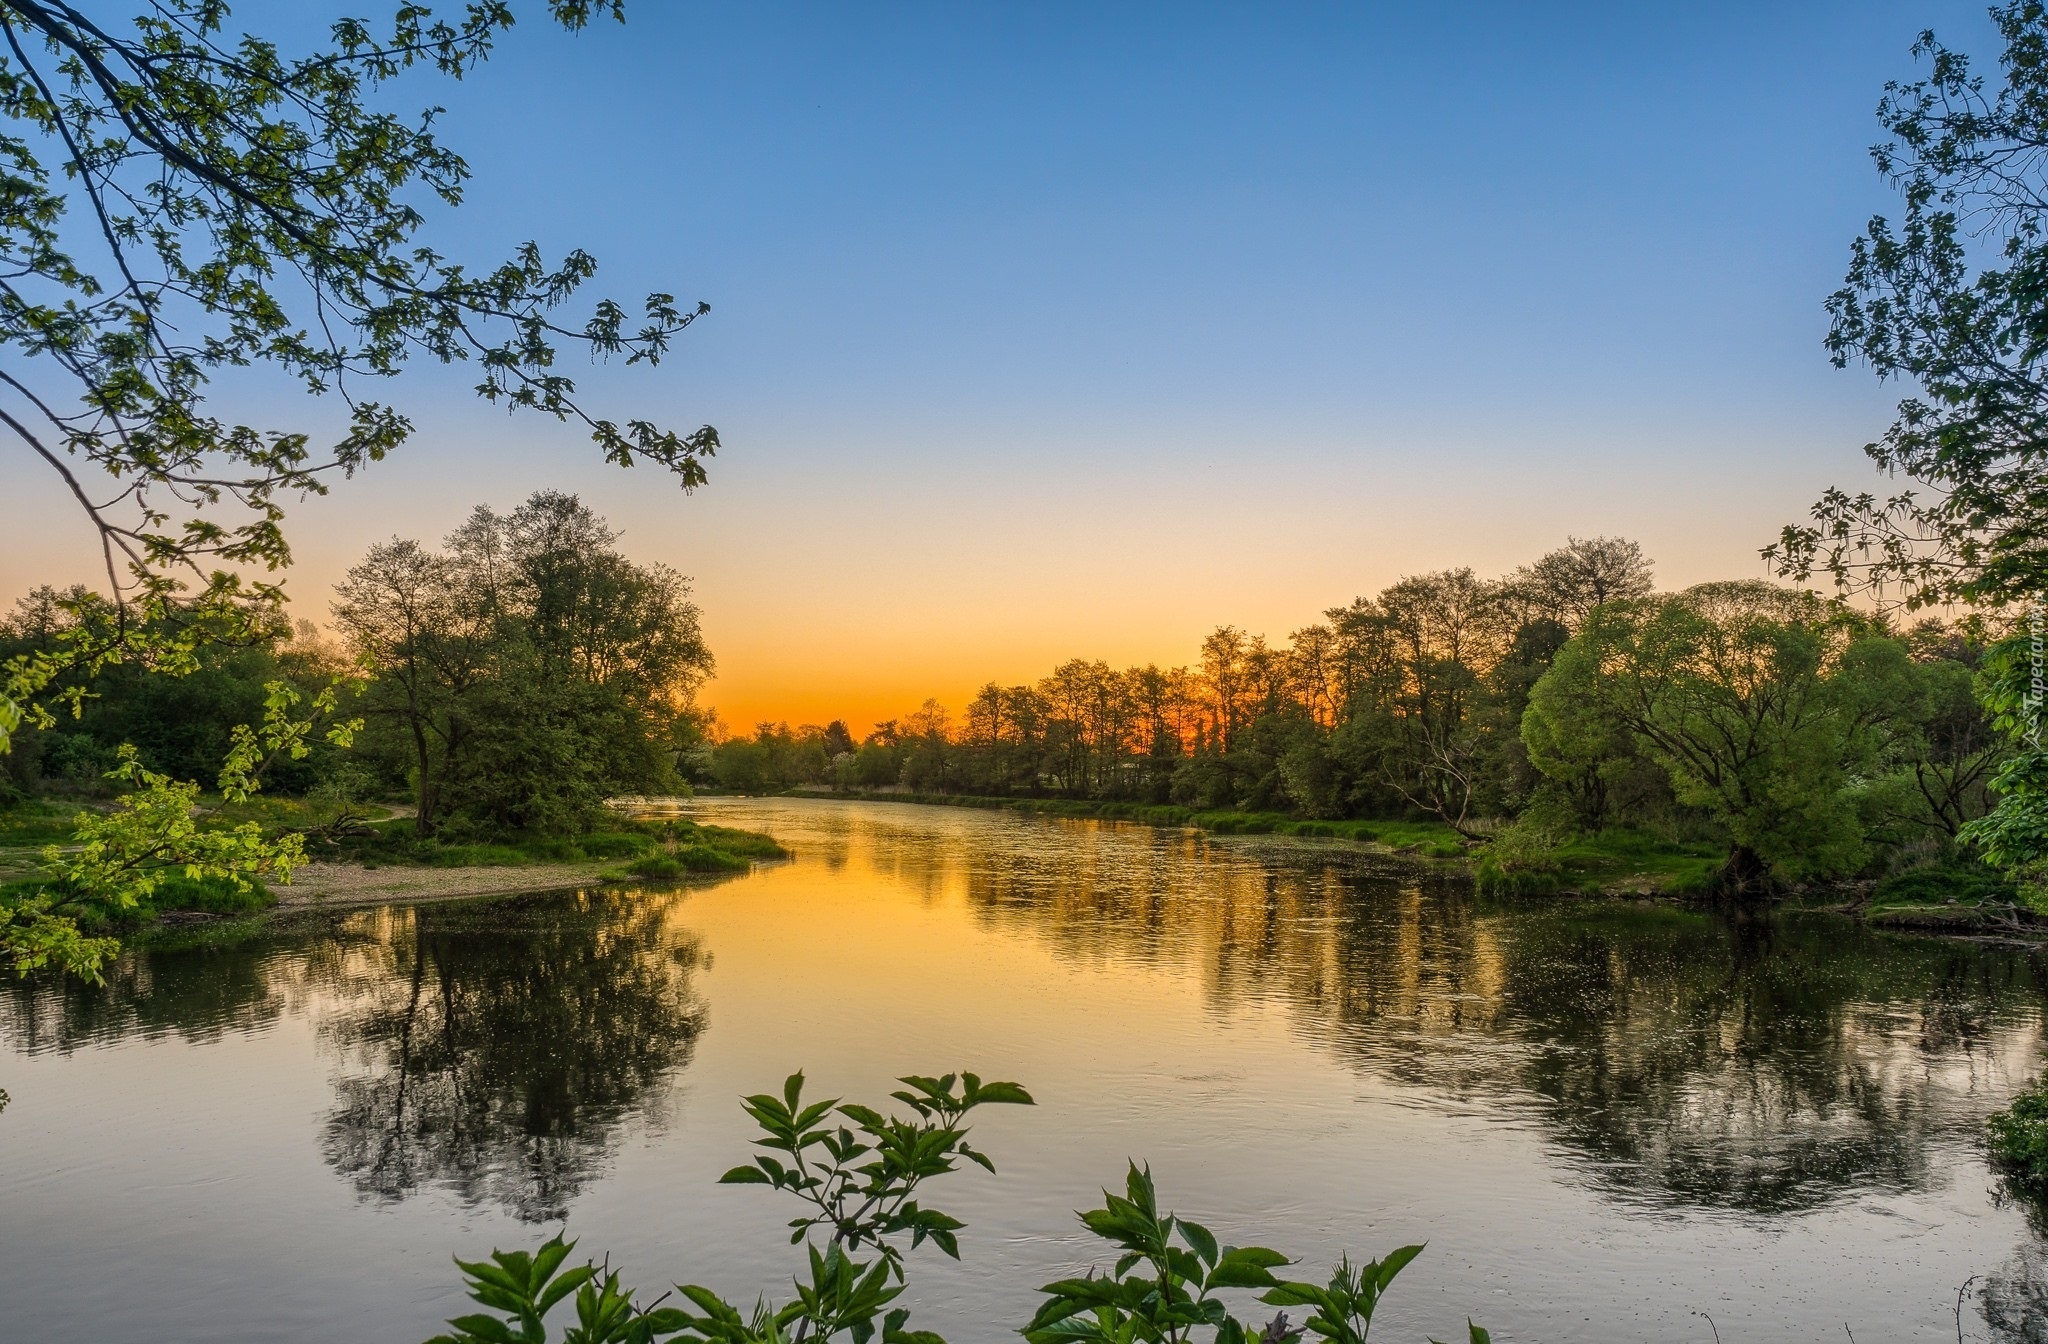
[4,796,2048,1342]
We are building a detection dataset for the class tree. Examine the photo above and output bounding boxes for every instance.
[0,2,713,978]
[1370,569,1512,834]
[0,1,713,624]
[332,537,489,835]
[1508,537,1654,629]
[1525,583,1914,896]
[336,492,711,837]
[1769,4,2048,609]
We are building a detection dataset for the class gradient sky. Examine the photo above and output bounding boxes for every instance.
[0,1,2005,732]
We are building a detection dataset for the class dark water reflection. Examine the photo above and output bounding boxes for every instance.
[6,890,706,1222]
[964,825,2047,1216]
[318,895,706,1220]
[4,798,2048,1341]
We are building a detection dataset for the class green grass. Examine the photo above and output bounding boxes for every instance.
[0,798,92,848]
[0,870,274,933]
[811,791,1472,855]
[1475,827,1724,898]
[609,847,749,880]
[327,816,789,877]
[1862,854,2029,928]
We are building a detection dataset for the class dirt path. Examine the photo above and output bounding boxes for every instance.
[272,860,612,910]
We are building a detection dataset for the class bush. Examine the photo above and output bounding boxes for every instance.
[429,1069,1491,1344]
[1873,856,2019,909]
[1991,1077,2048,1189]
[1474,816,1565,896]
[624,846,747,879]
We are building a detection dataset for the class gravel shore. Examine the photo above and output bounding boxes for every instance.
[271,860,611,910]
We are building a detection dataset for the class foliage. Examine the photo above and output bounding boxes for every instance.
[432,1070,1032,1344]
[1,677,355,978]
[1990,1076,2048,1190]
[717,1071,1031,1271]
[1,590,357,797]
[319,816,783,878]
[1768,1,2048,608]
[0,0,713,622]
[751,538,1996,901]
[0,1,714,981]
[430,1070,1487,1344]
[336,492,713,838]
[1524,583,1933,896]
[1960,629,2048,894]
[1023,1164,1473,1344]
[1870,852,2019,913]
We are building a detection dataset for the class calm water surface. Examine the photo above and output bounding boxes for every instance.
[6,798,2048,1341]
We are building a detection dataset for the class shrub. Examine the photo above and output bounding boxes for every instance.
[428,1070,1490,1344]
[1474,817,1564,896]
[1990,1076,2048,1189]
[624,847,747,879]
[1873,856,2019,909]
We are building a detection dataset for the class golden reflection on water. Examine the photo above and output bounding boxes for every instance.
[8,796,2048,1342]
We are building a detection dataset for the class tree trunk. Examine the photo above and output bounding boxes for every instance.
[1715,844,1774,905]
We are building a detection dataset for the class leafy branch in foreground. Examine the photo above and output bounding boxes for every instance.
[1768,2,2048,609]
[0,0,715,616]
[0,674,360,979]
[719,1070,1030,1271]
[429,1071,1489,1344]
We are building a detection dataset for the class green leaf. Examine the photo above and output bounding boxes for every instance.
[1257,1284,1327,1309]
[1209,1247,1290,1290]
[966,1079,1035,1106]
[719,1164,773,1184]
[1372,1243,1426,1293]
[1178,1219,1219,1268]
[444,1315,521,1343]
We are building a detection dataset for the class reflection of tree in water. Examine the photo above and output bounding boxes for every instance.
[0,929,310,1053]
[319,890,706,1222]
[953,825,2048,1215]
[0,886,714,1223]
[1980,1238,2048,1343]
[1474,910,2039,1213]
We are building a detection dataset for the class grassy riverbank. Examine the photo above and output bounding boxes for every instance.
[793,789,2039,935]
[317,813,787,877]
[0,799,789,948]
[803,788,1472,854]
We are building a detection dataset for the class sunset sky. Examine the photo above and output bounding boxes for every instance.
[0,1,1998,733]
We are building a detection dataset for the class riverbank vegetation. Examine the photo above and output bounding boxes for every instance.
[1990,1077,2048,1193]
[709,539,2015,908]
[0,491,772,969]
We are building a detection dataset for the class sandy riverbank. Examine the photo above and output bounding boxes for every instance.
[270,860,614,910]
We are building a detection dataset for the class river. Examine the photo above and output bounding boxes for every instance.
[4,797,2047,1341]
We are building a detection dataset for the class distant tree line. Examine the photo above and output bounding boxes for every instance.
[711,539,2003,896]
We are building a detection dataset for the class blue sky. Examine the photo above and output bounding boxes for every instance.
[0,1,2006,725]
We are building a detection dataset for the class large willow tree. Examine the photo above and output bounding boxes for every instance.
[0,2,713,977]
